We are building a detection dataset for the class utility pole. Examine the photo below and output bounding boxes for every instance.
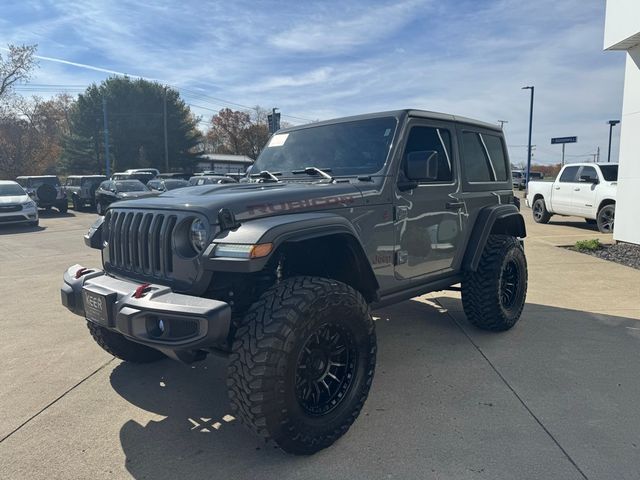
[607,120,620,162]
[163,87,169,172]
[522,86,534,193]
[102,97,110,177]
[562,144,565,166]
[498,120,508,129]
[596,146,600,163]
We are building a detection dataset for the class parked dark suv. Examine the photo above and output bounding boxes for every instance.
[62,110,527,455]
[65,175,107,210]
[16,175,68,213]
[94,179,157,215]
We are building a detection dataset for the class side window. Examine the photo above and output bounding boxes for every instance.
[402,126,453,182]
[462,132,509,182]
[579,166,598,182]
[482,135,508,181]
[462,132,492,182]
[559,166,580,183]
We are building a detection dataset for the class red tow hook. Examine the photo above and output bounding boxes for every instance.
[133,283,152,299]
[75,267,92,279]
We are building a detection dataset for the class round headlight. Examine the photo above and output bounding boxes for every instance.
[189,218,208,252]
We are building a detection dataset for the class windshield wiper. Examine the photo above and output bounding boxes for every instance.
[291,167,334,182]
[249,170,282,182]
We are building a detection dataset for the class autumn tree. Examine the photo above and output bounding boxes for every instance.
[63,77,203,174]
[205,107,270,159]
[0,44,38,117]
[0,94,73,178]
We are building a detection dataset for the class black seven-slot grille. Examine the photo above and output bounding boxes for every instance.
[104,209,178,278]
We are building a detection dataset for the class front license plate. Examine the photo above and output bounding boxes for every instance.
[83,288,113,326]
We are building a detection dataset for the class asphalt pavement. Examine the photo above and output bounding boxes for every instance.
[0,204,639,480]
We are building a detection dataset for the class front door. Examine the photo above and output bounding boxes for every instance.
[394,121,464,281]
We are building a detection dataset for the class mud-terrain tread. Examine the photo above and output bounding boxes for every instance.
[87,321,165,363]
[461,235,527,331]
[227,276,376,455]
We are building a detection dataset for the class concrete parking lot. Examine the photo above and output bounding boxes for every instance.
[1,205,639,480]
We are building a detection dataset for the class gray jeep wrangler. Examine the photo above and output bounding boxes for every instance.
[16,175,68,213]
[61,110,527,454]
[65,175,107,210]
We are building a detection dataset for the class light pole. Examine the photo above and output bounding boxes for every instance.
[607,120,620,163]
[522,86,534,192]
[498,119,508,129]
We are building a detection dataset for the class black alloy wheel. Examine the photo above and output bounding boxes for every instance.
[500,259,520,309]
[295,323,357,416]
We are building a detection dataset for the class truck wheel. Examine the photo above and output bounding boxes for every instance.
[462,235,527,332]
[58,203,68,214]
[227,276,376,455]
[532,198,551,224]
[72,196,81,211]
[86,321,165,363]
[596,204,615,233]
[96,201,105,216]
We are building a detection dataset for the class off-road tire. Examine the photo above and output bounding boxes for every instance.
[462,235,527,331]
[72,196,81,211]
[58,203,68,214]
[532,198,551,224]
[87,321,165,363]
[227,276,376,455]
[596,204,615,233]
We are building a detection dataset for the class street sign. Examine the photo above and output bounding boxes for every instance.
[551,136,577,144]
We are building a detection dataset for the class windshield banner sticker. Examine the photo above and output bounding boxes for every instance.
[268,133,289,147]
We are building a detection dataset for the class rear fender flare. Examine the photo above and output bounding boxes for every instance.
[462,204,526,271]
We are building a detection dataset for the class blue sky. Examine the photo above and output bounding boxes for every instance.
[1,0,627,164]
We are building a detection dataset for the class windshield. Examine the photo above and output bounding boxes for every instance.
[115,180,148,192]
[0,183,26,196]
[252,117,398,177]
[599,164,618,181]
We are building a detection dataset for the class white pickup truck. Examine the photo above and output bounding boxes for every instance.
[526,163,618,233]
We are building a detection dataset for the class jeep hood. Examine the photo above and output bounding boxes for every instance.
[111,182,363,223]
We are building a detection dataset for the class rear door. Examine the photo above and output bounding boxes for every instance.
[552,166,580,215]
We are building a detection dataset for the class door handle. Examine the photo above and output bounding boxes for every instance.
[554,186,560,190]
[446,201,464,210]
[574,188,580,191]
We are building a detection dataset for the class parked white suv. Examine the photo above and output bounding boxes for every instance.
[526,163,617,233]
[0,180,39,227]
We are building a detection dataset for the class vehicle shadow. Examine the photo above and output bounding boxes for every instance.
[546,219,599,232]
[112,298,640,480]
[38,209,76,218]
[0,223,45,234]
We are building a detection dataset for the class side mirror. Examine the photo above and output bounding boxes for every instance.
[407,150,439,181]
[580,175,598,184]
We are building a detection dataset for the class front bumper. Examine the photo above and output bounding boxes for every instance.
[0,206,38,224]
[61,264,231,360]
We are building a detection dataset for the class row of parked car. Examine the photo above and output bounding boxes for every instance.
[0,168,239,227]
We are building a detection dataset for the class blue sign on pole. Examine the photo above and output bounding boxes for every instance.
[551,136,577,144]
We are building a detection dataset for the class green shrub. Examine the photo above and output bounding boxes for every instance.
[575,239,601,251]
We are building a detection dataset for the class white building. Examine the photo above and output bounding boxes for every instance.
[196,153,254,175]
[604,0,640,245]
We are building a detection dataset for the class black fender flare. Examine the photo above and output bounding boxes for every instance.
[204,212,378,287]
[462,204,526,271]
